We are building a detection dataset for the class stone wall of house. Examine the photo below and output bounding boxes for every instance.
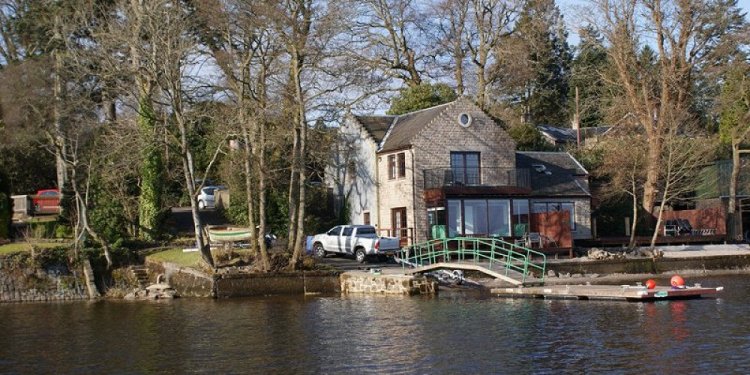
[376,149,416,239]
[409,98,517,243]
[0,253,90,302]
[338,118,380,227]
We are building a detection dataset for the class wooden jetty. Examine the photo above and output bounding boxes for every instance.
[490,284,723,302]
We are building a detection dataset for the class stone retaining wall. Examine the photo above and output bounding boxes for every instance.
[0,256,90,303]
[340,271,437,295]
[146,259,214,298]
[215,271,341,298]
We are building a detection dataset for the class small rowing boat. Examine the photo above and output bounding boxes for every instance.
[207,225,253,242]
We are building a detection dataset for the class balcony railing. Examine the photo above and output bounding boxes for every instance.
[423,167,531,189]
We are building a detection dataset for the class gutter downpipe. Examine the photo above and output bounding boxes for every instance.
[375,151,381,231]
[411,147,417,246]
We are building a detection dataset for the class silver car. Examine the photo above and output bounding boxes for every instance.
[197,185,225,209]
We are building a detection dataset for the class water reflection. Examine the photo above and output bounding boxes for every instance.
[1,276,750,373]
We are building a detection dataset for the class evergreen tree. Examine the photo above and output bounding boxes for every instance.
[514,0,571,125]
[568,26,609,128]
[387,83,458,115]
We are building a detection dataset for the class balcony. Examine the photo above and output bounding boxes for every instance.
[423,167,531,190]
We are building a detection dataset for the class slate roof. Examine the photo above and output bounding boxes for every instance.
[537,124,576,142]
[516,151,590,197]
[353,115,395,143]
[537,125,612,143]
[351,101,455,152]
[378,103,451,152]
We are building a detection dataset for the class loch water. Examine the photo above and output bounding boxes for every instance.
[1,275,749,374]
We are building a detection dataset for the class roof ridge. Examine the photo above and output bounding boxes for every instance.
[566,152,589,175]
[396,100,455,116]
[378,99,463,152]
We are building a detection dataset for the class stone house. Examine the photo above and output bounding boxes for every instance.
[331,98,592,247]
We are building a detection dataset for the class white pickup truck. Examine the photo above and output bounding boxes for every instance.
[311,225,401,263]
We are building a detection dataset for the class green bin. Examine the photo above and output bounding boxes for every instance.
[431,225,447,239]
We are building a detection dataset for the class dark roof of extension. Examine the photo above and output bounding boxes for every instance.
[537,124,612,142]
[353,115,395,143]
[516,151,590,197]
[537,124,576,142]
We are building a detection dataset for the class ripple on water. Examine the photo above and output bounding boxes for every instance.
[1,275,749,373]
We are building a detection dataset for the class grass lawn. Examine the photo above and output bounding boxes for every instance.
[147,248,204,268]
[0,242,69,256]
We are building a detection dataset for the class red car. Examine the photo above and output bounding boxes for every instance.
[32,189,61,213]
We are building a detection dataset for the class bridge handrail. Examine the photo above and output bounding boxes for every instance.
[398,237,546,284]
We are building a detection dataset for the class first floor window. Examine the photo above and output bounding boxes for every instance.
[388,152,406,179]
[450,152,480,185]
[363,212,370,225]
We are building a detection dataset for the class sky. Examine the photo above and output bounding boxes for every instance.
[559,0,750,46]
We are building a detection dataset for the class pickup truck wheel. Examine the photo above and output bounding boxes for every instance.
[355,248,367,263]
[314,243,326,258]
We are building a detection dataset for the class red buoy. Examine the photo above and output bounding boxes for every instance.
[670,275,685,288]
[645,279,656,289]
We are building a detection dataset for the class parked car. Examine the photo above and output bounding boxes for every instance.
[197,185,225,209]
[32,188,61,213]
[311,225,401,263]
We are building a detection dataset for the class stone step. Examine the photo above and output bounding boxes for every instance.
[130,266,150,287]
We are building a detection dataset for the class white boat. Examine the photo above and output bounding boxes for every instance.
[207,225,253,242]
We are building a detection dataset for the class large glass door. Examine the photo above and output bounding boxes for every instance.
[450,152,480,185]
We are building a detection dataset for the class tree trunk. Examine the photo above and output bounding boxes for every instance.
[642,135,662,214]
[53,48,68,193]
[454,49,464,95]
[629,189,638,250]
[650,196,667,251]
[182,146,213,268]
[257,118,270,271]
[729,139,741,214]
[286,124,300,253]
[136,95,163,240]
[242,126,258,256]
[290,50,307,268]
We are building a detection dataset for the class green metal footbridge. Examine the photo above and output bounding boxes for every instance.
[396,237,547,286]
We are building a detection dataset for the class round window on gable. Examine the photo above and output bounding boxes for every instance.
[458,113,472,127]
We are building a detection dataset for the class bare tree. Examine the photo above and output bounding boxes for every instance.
[585,0,745,214]
[98,0,218,267]
[191,0,285,271]
[649,114,716,249]
[350,0,427,88]
[718,61,750,221]
[596,127,648,249]
[466,0,517,109]
[432,0,470,94]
